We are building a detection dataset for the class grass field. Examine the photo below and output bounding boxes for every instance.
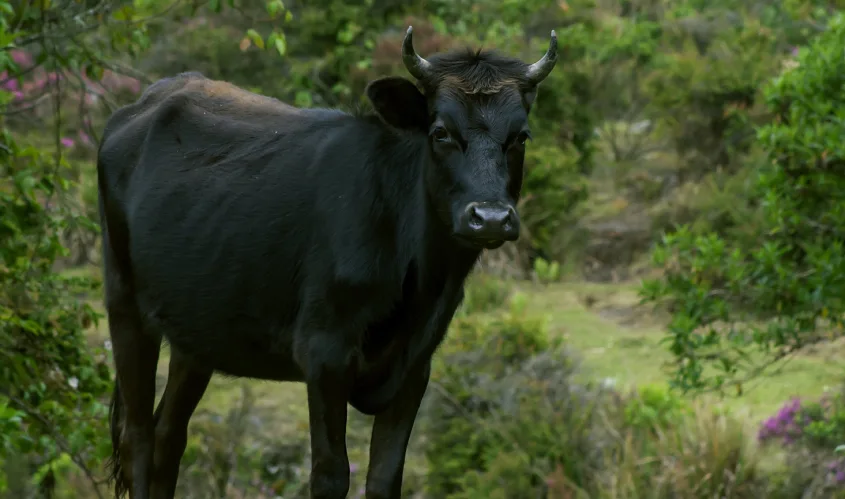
[517,280,845,420]
[81,272,844,425]
[74,270,845,494]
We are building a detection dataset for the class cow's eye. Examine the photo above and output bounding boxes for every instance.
[431,126,451,143]
[517,131,532,146]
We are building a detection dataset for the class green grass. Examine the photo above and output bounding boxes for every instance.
[516,280,845,421]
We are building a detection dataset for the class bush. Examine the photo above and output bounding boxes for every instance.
[424,293,615,497]
[1,37,112,499]
[640,11,845,393]
[424,294,767,498]
[759,390,845,497]
[605,399,765,499]
[457,273,513,317]
[622,383,690,432]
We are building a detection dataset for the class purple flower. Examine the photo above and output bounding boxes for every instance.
[60,137,74,148]
[0,72,18,92]
[758,397,805,444]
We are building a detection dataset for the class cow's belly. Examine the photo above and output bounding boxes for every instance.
[166,330,304,381]
[212,350,305,382]
[140,283,420,411]
[167,333,305,382]
[139,298,303,382]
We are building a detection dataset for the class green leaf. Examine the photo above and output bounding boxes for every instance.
[246,29,264,50]
[273,33,287,57]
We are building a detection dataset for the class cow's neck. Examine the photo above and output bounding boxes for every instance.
[345,126,482,413]
[379,131,479,290]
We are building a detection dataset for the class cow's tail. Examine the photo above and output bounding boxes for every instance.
[98,143,131,498]
[105,379,129,498]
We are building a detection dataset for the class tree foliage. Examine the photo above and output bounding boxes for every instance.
[0,0,286,493]
[641,11,845,394]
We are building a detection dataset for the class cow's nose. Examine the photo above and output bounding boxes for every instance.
[458,202,520,243]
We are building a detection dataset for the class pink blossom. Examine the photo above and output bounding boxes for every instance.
[128,78,141,94]
[78,130,93,146]
[10,49,33,67]
[100,70,141,94]
[60,137,74,148]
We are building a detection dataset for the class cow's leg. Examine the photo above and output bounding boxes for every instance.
[298,329,354,499]
[364,362,430,499]
[105,275,161,498]
[150,347,212,499]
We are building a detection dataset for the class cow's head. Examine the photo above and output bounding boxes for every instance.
[366,26,558,250]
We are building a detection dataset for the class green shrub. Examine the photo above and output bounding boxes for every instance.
[765,445,845,499]
[603,401,765,499]
[457,274,512,317]
[623,383,690,432]
[1,57,111,499]
[424,295,614,497]
[446,352,620,499]
[533,257,562,284]
[640,11,845,393]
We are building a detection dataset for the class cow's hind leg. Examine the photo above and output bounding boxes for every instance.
[364,362,430,499]
[150,347,211,499]
[104,265,161,498]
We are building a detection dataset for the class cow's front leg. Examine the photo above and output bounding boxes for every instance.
[300,330,354,499]
[364,361,430,499]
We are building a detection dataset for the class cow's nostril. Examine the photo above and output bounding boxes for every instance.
[469,207,484,229]
[501,210,513,228]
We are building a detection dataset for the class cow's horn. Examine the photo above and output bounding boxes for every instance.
[525,30,559,85]
[402,26,433,81]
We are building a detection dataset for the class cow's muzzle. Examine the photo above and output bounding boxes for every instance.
[454,201,520,249]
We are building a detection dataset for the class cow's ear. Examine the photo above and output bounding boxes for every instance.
[366,77,428,132]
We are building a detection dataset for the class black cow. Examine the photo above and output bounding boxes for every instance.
[99,26,558,499]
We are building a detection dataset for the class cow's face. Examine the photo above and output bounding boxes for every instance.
[366,27,557,250]
[422,87,530,250]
